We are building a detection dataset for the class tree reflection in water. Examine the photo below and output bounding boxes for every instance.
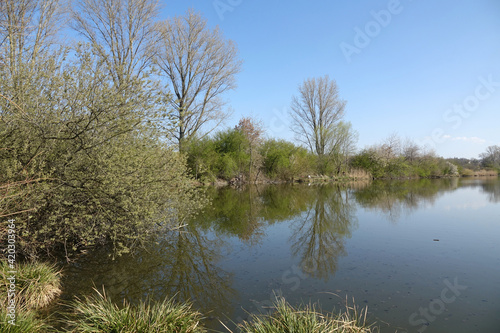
[477,177,500,203]
[353,178,459,222]
[60,177,499,329]
[290,185,358,280]
[60,227,236,319]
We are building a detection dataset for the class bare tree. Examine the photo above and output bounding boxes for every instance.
[235,117,264,181]
[480,145,500,169]
[0,0,65,81]
[71,0,161,87]
[379,133,402,161]
[402,138,421,162]
[289,75,347,156]
[155,10,242,151]
[334,121,358,173]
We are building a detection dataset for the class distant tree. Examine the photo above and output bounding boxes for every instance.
[235,117,264,181]
[289,75,347,157]
[155,10,242,151]
[480,145,500,169]
[328,121,358,174]
[382,133,402,159]
[402,138,421,162]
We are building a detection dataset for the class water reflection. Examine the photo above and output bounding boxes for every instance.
[195,184,359,280]
[61,228,235,317]
[59,177,498,331]
[353,178,459,222]
[289,185,357,280]
[194,185,313,243]
[476,177,500,203]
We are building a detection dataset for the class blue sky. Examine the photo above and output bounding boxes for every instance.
[161,0,500,159]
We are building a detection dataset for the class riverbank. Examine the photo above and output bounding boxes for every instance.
[0,262,378,333]
[202,169,498,187]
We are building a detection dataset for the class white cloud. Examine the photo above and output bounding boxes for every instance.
[443,135,486,144]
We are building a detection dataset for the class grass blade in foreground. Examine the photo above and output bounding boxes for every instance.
[67,288,206,333]
[238,296,378,333]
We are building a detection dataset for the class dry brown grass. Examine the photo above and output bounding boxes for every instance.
[0,261,61,310]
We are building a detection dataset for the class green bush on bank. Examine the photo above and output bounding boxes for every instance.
[0,48,204,260]
[260,139,314,180]
[185,134,318,183]
[350,148,460,179]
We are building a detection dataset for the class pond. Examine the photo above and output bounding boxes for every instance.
[60,177,500,332]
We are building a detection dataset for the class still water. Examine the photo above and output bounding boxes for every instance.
[61,177,500,332]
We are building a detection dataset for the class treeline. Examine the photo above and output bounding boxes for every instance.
[184,126,499,183]
[350,135,459,179]
[184,117,367,183]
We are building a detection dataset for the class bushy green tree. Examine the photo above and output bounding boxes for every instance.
[0,45,204,260]
[185,137,219,182]
[260,139,312,180]
[213,128,250,179]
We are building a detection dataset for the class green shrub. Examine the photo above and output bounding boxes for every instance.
[0,50,205,259]
[260,139,314,180]
[350,150,384,179]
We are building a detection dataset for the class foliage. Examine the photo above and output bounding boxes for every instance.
[214,128,250,179]
[480,145,500,171]
[185,137,219,182]
[67,289,206,333]
[351,137,460,179]
[0,42,204,260]
[260,139,313,180]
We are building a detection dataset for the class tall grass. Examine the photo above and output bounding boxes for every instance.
[0,261,60,332]
[67,288,206,333]
[0,306,53,333]
[460,168,499,177]
[0,261,61,310]
[235,297,378,333]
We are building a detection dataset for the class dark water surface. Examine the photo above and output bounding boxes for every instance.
[61,177,500,332]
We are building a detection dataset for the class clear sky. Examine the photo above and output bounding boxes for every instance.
[160,0,500,159]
